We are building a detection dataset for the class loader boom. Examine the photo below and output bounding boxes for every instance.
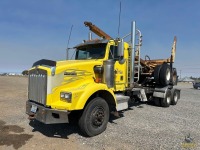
[84,21,112,40]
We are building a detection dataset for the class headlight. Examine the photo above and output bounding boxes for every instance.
[60,92,72,102]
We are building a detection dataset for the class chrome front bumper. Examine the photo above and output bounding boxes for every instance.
[26,101,70,124]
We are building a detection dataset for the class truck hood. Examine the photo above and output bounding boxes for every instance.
[32,59,104,94]
[57,59,101,67]
[49,59,103,90]
[56,60,102,73]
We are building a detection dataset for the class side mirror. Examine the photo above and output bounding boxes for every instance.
[117,39,125,64]
[117,39,124,57]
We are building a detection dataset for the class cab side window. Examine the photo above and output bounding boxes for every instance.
[108,45,118,60]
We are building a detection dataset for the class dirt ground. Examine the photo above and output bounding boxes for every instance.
[0,76,199,150]
[0,76,90,150]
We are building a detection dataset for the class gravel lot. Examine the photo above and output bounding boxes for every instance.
[0,76,199,150]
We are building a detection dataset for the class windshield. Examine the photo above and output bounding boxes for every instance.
[75,43,107,60]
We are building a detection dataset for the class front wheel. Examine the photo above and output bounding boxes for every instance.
[78,97,109,137]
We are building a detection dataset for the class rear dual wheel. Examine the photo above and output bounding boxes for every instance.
[160,89,171,107]
[171,89,179,105]
[154,65,162,85]
[160,63,171,86]
[154,63,177,86]
[172,68,178,85]
[154,63,170,86]
[154,88,179,107]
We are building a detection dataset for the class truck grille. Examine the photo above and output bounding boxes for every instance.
[28,69,47,105]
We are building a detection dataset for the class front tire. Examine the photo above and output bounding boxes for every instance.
[78,97,109,137]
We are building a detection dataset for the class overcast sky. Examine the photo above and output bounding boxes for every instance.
[0,0,200,77]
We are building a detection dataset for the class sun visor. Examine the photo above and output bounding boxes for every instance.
[32,59,56,67]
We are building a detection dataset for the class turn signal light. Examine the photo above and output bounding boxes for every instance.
[95,77,102,83]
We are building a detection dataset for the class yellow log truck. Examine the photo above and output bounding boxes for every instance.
[26,21,180,136]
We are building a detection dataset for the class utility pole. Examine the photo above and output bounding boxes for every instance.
[180,70,182,79]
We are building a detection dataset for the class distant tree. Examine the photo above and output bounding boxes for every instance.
[1,73,8,76]
[22,70,29,75]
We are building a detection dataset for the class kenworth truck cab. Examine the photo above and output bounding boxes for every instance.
[26,21,180,137]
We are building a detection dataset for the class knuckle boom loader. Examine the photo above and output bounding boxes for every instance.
[26,21,180,136]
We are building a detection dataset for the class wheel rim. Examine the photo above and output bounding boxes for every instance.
[166,69,170,81]
[91,106,105,128]
[174,92,178,102]
[167,94,171,104]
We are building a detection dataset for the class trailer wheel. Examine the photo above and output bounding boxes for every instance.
[171,89,179,105]
[154,65,162,84]
[172,68,177,85]
[160,63,171,86]
[160,89,171,107]
[78,97,109,137]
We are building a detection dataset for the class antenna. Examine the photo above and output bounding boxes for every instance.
[117,1,121,38]
[66,25,73,60]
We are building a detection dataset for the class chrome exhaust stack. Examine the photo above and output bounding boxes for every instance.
[103,60,115,88]
[130,21,136,86]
